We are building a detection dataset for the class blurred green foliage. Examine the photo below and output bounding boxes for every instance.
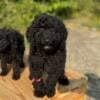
[0,0,100,30]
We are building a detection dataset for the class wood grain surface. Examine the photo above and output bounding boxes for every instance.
[0,68,87,100]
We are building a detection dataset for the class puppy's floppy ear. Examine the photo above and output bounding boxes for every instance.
[26,13,48,42]
[59,28,68,51]
[61,23,68,40]
[26,23,38,42]
[7,29,24,52]
[0,38,10,52]
[26,26,37,54]
[9,34,18,54]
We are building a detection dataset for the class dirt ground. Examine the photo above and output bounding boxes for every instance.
[65,20,100,100]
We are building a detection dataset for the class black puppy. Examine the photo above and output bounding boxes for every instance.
[26,14,69,97]
[0,28,25,80]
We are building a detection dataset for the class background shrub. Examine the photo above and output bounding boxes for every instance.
[0,0,100,30]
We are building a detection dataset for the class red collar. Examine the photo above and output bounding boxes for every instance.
[32,78,42,83]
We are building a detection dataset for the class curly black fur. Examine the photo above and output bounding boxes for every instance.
[26,14,69,97]
[0,28,25,80]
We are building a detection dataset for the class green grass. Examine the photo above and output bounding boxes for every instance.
[0,0,100,30]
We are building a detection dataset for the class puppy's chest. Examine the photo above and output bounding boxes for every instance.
[0,52,13,62]
[43,55,55,61]
[42,55,56,66]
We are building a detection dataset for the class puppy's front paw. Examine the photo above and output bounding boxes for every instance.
[44,85,55,97]
[46,89,55,97]
[12,74,20,80]
[0,72,8,76]
[0,68,8,76]
[34,90,45,98]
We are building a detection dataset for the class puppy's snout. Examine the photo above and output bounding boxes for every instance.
[45,39,50,44]
[44,46,51,50]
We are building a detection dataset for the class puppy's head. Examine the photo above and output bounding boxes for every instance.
[34,29,62,54]
[26,14,68,54]
[0,30,10,52]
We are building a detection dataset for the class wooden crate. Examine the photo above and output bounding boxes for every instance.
[0,69,87,100]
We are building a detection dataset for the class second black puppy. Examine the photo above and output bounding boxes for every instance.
[26,14,69,97]
[0,28,25,80]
